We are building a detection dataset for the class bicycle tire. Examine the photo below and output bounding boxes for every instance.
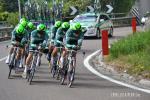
[8,53,16,79]
[60,68,67,85]
[8,66,12,79]
[29,69,35,85]
[51,66,56,78]
[68,68,75,88]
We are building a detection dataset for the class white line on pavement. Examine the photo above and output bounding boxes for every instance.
[0,56,7,62]
[84,50,150,94]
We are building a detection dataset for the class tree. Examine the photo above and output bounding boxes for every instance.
[113,0,136,13]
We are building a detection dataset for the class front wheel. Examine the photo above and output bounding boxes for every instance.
[67,68,75,88]
[8,65,13,79]
[28,69,35,85]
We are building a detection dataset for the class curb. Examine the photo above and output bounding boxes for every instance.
[84,50,150,94]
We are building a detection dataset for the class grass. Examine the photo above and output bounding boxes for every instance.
[107,31,150,79]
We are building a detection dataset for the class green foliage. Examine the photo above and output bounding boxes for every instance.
[109,31,150,77]
[113,0,136,13]
[0,0,19,12]
[0,12,9,21]
[110,31,150,58]
[7,12,19,26]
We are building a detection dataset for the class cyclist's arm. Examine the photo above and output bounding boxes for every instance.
[50,27,56,43]
[11,30,16,41]
[78,31,84,47]
[42,32,49,48]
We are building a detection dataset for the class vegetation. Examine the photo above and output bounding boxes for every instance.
[0,0,136,25]
[113,0,136,13]
[7,12,19,26]
[108,31,150,79]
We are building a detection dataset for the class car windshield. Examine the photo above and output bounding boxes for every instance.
[73,15,97,22]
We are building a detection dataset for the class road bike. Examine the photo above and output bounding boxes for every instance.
[8,46,19,79]
[65,49,77,87]
[27,46,41,85]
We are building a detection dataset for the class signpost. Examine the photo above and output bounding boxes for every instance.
[106,5,113,13]
[87,6,95,13]
[69,6,78,16]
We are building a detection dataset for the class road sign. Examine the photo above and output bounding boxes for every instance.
[87,6,95,13]
[106,5,113,13]
[131,7,140,24]
[69,6,78,16]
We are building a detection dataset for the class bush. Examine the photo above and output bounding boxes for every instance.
[6,12,19,26]
[0,11,8,21]
[110,31,150,58]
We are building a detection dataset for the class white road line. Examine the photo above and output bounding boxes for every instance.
[0,56,7,62]
[84,50,150,94]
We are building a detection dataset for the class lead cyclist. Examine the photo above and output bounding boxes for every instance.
[61,22,84,71]
[22,24,48,78]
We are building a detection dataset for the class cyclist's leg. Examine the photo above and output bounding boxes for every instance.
[51,47,58,69]
[47,45,53,61]
[22,51,33,78]
[60,49,67,69]
[36,50,42,67]
[18,47,25,68]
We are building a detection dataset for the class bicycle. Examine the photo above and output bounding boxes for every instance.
[8,46,19,79]
[55,46,64,80]
[66,49,77,88]
[27,46,41,85]
[50,46,64,78]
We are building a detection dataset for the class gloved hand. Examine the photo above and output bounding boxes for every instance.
[38,45,42,50]
[72,45,77,49]
[77,45,81,50]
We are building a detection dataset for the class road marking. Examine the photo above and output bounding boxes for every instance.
[0,56,7,62]
[84,50,150,94]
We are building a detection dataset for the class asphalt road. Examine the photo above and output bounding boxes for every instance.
[0,27,150,100]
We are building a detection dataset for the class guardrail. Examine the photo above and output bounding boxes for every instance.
[0,27,13,42]
[111,17,133,27]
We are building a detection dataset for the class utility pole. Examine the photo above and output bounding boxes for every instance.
[18,0,21,20]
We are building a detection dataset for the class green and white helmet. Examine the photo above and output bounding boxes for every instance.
[73,22,81,30]
[37,24,46,31]
[62,22,70,29]
[55,21,62,28]
[16,24,25,34]
[20,20,28,27]
[28,22,35,29]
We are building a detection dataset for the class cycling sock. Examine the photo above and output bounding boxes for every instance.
[24,65,29,73]
[60,57,64,68]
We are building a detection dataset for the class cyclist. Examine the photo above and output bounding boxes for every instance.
[26,22,36,39]
[24,22,36,63]
[47,21,62,62]
[5,24,28,66]
[62,22,84,68]
[22,24,48,78]
[51,22,70,72]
